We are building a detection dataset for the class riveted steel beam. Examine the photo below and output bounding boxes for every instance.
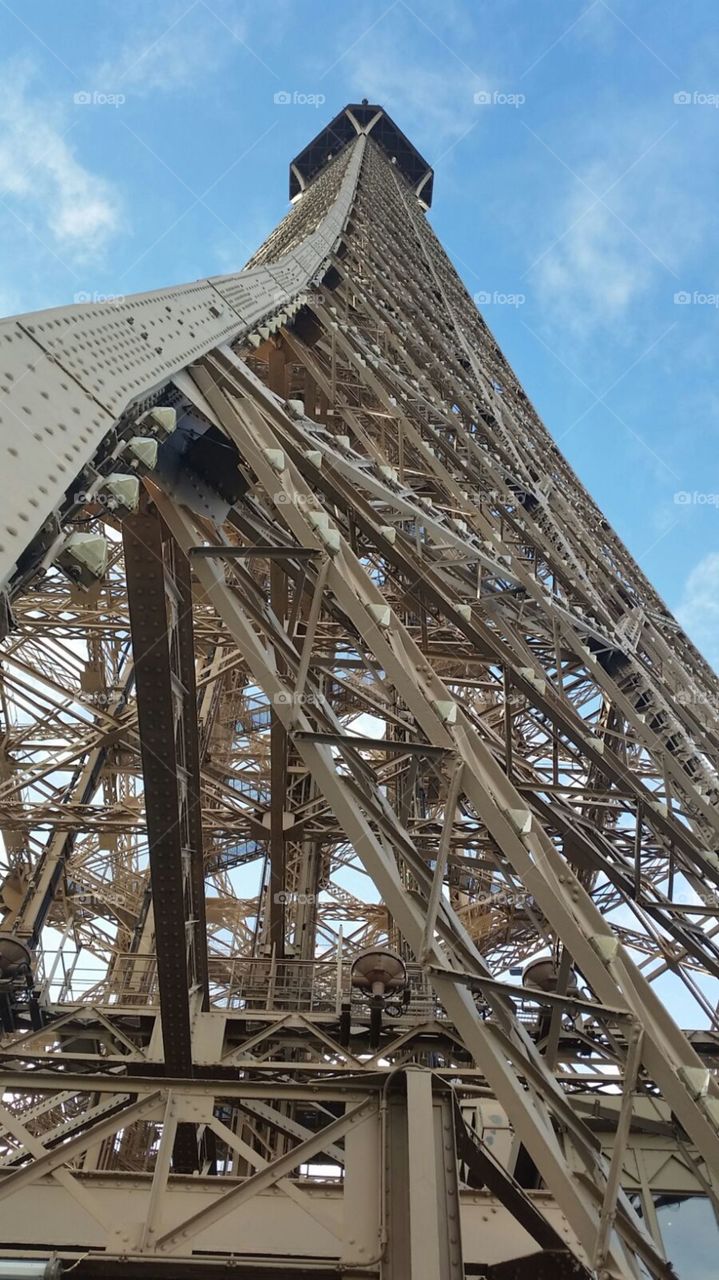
[124,503,208,1169]
[0,103,718,1280]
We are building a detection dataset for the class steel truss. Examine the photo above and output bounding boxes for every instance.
[0,103,717,1279]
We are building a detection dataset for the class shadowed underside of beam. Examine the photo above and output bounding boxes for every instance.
[0,102,716,1280]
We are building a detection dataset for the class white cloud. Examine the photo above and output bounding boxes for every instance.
[0,63,121,259]
[95,1,257,96]
[676,551,719,670]
[99,25,220,95]
[527,125,703,337]
[344,41,487,152]
[535,194,652,332]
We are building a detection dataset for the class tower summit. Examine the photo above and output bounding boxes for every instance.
[289,101,434,204]
[0,104,717,1279]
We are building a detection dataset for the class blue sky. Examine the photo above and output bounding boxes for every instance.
[1,0,718,667]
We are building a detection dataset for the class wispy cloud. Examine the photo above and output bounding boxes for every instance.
[532,188,656,334]
[94,0,270,96]
[97,7,220,94]
[344,43,486,152]
[677,551,719,670]
[0,61,122,259]
[525,131,702,337]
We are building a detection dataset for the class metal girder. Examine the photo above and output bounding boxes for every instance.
[7,661,135,947]
[153,484,656,1277]
[0,136,365,591]
[0,103,718,1280]
[402,1071,464,1279]
[0,1090,164,1207]
[124,504,208,1169]
[150,354,716,1272]
[0,1064,708,1270]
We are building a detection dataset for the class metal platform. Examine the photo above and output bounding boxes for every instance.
[0,102,716,1279]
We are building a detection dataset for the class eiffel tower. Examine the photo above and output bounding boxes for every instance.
[0,100,716,1280]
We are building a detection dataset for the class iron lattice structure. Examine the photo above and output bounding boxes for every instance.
[0,102,716,1279]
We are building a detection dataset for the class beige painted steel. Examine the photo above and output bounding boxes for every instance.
[0,137,364,588]
[0,1071,700,1272]
[0,114,718,1280]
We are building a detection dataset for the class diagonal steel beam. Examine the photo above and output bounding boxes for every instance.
[156,1096,376,1251]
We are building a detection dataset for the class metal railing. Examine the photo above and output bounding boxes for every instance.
[33,949,450,1020]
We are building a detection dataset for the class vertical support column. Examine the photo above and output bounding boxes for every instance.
[269,560,287,956]
[407,1072,444,1280]
[124,502,209,1171]
[268,340,289,400]
[385,1071,464,1280]
[266,342,291,957]
[341,1105,382,1272]
[173,547,210,1008]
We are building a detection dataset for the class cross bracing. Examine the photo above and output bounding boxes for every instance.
[0,102,715,1279]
